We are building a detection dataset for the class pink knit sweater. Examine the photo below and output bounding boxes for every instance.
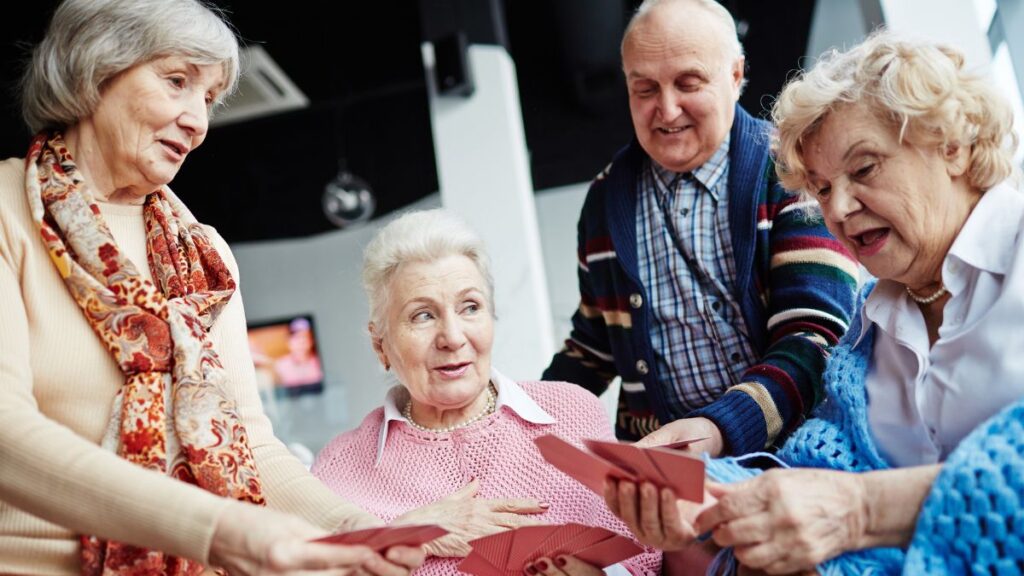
[312,380,662,576]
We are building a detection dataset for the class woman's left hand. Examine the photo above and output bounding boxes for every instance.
[694,469,868,574]
[523,555,604,576]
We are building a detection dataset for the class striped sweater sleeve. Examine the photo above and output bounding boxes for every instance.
[543,180,620,395]
[692,174,859,454]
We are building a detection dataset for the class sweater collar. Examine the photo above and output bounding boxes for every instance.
[376,367,556,464]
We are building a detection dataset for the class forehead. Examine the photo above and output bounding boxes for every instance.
[388,255,485,301]
[803,105,895,170]
[623,7,730,75]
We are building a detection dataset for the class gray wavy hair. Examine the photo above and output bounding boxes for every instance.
[21,0,241,133]
[772,29,1018,195]
[362,209,495,333]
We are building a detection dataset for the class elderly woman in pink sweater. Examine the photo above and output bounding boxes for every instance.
[313,209,661,576]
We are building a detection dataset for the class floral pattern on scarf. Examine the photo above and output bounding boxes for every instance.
[25,132,265,575]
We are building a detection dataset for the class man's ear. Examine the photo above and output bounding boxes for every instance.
[943,141,970,178]
[368,322,389,370]
[731,56,745,96]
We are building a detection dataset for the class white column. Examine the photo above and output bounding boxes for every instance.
[877,0,993,69]
[421,43,556,381]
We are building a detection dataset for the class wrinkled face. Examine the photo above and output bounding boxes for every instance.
[623,7,743,173]
[372,255,494,412]
[89,55,226,195]
[802,104,977,288]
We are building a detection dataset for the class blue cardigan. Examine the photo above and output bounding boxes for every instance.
[707,284,1024,574]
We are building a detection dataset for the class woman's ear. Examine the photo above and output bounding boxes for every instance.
[368,322,389,370]
[943,141,970,178]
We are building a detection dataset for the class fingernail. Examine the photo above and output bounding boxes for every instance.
[539,501,550,509]
[536,560,549,571]
[555,557,567,567]
[525,565,538,575]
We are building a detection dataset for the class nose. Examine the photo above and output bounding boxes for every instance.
[825,180,863,224]
[178,93,210,142]
[656,89,683,123]
[435,317,467,350]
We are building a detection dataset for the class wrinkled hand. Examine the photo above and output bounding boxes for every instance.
[209,501,425,576]
[695,469,868,574]
[603,479,714,551]
[392,479,546,557]
[524,555,604,576]
[634,417,724,456]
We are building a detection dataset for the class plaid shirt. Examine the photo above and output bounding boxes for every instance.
[636,136,759,414]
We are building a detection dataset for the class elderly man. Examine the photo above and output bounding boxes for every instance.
[543,0,857,457]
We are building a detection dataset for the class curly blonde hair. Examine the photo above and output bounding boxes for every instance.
[771,29,1017,195]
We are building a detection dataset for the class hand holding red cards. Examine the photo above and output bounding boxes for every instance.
[459,523,643,576]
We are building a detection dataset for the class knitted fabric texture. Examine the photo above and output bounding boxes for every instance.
[706,283,1024,574]
[542,104,858,451]
[312,381,661,576]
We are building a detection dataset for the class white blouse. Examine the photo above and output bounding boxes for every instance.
[861,181,1024,468]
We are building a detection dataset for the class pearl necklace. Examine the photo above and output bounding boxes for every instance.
[403,384,497,433]
[906,283,948,305]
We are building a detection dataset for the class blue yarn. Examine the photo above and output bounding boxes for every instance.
[702,283,1024,575]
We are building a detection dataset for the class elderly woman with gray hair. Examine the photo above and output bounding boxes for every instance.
[604,31,1024,575]
[0,1,428,574]
[312,209,663,576]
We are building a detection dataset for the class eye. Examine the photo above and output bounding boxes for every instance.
[814,185,832,200]
[168,75,186,89]
[631,83,656,97]
[461,301,480,315]
[411,310,434,323]
[853,163,876,179]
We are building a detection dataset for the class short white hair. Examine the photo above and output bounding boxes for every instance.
[21,0,240,133]
[362,209,495,332]
[622,0,744,61]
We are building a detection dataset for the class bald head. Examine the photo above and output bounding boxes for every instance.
[622,0,743,63]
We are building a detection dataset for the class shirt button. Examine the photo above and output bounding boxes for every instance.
[629,293,643,309]
[712,300,722,311]
[730,352,742,362]
[636,360,649,375]
[681,208,690,216]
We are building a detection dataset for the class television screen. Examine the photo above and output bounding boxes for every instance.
[247,314,324,397]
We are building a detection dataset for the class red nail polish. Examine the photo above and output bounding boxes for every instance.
[525,565,538,575]
[537,560,549,571]
[555,557,567,567]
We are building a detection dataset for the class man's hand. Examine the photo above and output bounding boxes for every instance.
[392,479,547,557]
[634,417,725,456]
[602,479,714,551]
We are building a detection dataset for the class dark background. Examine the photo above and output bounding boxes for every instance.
[0,0,815,243]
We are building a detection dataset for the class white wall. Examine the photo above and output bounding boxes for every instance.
[233,183,606,453]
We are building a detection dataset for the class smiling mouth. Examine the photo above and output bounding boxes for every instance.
[657,126,689,134]
[850,228,890,254]
[434,362,471,378]
[160,140,187,158]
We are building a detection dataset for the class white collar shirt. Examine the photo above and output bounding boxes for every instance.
[861,180,1024,467]
[375,367,556,464]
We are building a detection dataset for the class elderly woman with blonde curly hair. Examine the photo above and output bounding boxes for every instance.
[603,30,1024,574]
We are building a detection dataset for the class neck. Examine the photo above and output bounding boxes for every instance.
[63,124,146,205]
[406,383,495,430]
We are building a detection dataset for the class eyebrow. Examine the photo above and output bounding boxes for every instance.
[842,139,873,162]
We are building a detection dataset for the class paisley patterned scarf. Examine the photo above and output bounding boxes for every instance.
[25,132,265,575]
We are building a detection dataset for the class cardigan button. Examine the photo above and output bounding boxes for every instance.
[636,360,649,375]
[629,293,643,309]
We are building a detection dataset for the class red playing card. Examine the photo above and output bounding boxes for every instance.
[534,434,636,494]
[659,437,711,450]
[584,439,668,484]
[313,527,385,546]
[571,533,644,567]
[366,525,449,550]
[467,529,515,569]
[506,525,561,568]
[534,523,591,559]
[313,524,447,551]
[644,446,706,503]
[549,526,619,559]
[457,551,505,576]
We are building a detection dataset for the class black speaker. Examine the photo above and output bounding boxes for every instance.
[432,32,474,97]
